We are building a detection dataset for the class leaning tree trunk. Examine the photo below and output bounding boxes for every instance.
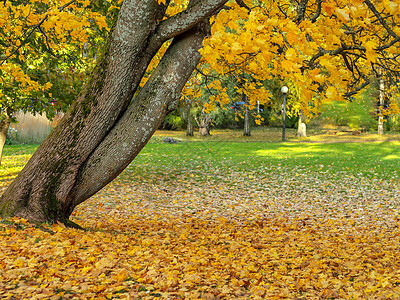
[243,93,251,136]
[0,117,11,166]
[378,75,385,135]
[0,0,227,224]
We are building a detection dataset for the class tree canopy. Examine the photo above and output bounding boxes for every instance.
[198,0,400,117]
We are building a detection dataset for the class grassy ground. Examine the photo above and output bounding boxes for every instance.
[1,134,400,299]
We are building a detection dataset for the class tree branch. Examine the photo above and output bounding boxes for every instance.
[364,0,398,39]
[59,0,77,11]
[311,0,322,23]
[295,0,309,23]
[153,0,228,43]
[344,79,370,98]
[0,17,48,65]
[235,0,251,12]
[377,36,400,51]
[37,26,58,58]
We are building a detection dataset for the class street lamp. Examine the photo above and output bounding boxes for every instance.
[281,86,288,141]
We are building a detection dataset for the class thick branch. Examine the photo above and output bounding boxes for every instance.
[153,0,227,42]
[311,0,322,23]
[295,0,309,23]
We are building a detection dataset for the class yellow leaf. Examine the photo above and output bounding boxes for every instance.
[326,86,337,99]
[336,8,350,22]
[285,48,297,61]
[231,42,242,52]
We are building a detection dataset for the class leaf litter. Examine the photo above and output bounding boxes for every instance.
[1,142,400,299]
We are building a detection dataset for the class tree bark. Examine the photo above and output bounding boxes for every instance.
[0,0,226,223]
[243,93,251,136]
[378,76,385,135]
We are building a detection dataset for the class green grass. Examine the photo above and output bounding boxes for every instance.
[2,141,399,184]
[319,97,376,130]
[126,141,400,182]
[0,145,38,191]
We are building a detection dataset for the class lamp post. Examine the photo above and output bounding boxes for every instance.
[281,86,288,141]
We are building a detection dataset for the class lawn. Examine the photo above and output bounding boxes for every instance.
[1,136,400,299]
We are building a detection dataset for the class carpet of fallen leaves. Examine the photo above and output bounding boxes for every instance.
[1,141,400,299]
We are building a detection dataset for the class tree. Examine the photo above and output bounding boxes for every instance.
[242,93,251,136]
[1,0,400,225]
[0,0,227,224]
[186,106,194,136]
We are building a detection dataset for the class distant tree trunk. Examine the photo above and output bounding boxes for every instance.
[378,76,385,135]
[0,117,11,166]
[243,93,251,136]
[83,42,89,58]
[196,106,211,136]
[297,110,307,137]
[186,107,194,136]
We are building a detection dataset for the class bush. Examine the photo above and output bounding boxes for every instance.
[159,110,183,130]
[5,128,19,145]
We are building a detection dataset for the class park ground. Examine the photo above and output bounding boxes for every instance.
[1,129,400,299]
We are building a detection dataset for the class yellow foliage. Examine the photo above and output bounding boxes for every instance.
[0,0,108,102]
[197,0,400,119]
